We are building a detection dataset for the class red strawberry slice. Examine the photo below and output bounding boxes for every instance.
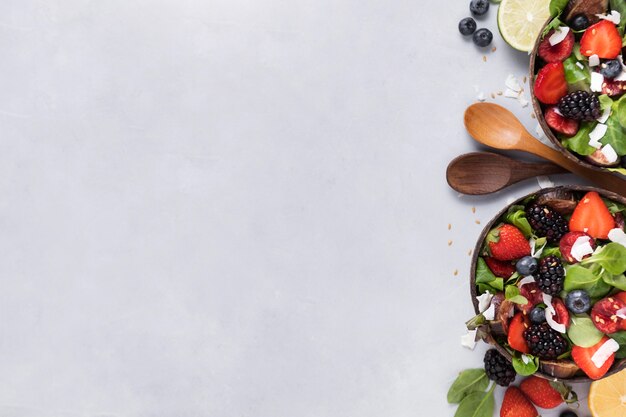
[591,296,626,334]
[559,231,596,264]
[500,386,539,417]
[572,336,616,380]
[487,224,531,261]
[569,191,616,239]
[520,376,563,409]
[508,312,531,354]
[484,257,516,278]
[538,29,575,63]
[580,20,622,59]
[534,62,568,104]
[602,78,626,97]
[544,106,579,136]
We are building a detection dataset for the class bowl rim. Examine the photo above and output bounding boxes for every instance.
[469,185,626,382]
[528,17,625,176]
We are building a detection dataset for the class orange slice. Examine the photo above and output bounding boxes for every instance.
[588,368,626,417]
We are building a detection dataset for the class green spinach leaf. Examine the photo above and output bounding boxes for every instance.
[505,285,528,305]
[561,122,597,156]
[512,355,539,376]
[610,331,626,359]
[564,264,612,298]
[549,0,568,17]
[505,205,532,237]
[447,369,489,404]
[454,385,495,417]
[581,243,626,275]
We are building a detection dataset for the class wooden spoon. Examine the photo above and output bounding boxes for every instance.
[447,152,567,195]
[464,102,626,196]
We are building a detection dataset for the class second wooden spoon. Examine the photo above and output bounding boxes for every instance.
[447,152,567,195]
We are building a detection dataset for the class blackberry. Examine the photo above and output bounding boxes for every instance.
[526,204,569,243]
[524,322,569,359]
[557,91,601,121]
[483,349,516,386]
[534,255,565,295]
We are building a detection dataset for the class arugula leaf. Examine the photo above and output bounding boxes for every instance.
[505,205,532,237]
[561,122,597,156]
[447,369,489,404]
[581,243,626,275]
[505,285,529,305]
[512,355,539,376]
[454,384,495,417]
[549,0,568,17]
[564,264,612,298]
[610,331,626,359]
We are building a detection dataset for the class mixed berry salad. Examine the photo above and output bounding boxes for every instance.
[468,187,626,380]
[532,0,626,172]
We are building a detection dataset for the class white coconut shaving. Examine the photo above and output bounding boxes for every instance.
[476,291,493,313]
[461,329,478,350]
[591,338,620,368]
[543,293,566,333]
[549,27,570,46]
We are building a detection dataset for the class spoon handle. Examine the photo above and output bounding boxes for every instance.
[520,136,626,196]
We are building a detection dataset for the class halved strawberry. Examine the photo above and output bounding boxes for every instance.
[487,224,531,261]
[508,312,531,354]
[572,336,616,380]
[500,386,539,417]
[580,20,622,59]
[538,30,575,63]
[602,78,626,97]
[591,296,626,334]
[534,62,568,104]
[559,231,596,264]
[569,191,615,239]
[544,106,579,136]
[484,257,516,278]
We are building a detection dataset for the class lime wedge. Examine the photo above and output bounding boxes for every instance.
[497,0,551,52]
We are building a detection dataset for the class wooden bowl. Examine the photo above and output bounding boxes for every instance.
[529,19,624,176]
[470,185,626,382]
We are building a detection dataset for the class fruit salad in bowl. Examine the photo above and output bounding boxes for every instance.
[530,0,626,174]
[468,186,626,381]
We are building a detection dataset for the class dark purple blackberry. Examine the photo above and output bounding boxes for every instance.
[526,204,569,243]
[557,91,601,121]
[524,322,568,360]
[534,255,565,295]
[483,349,516,386]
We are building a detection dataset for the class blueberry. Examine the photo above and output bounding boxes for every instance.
[569,14,589,31]
[470,0,489,16]
[473,28,493,47]
[516,256,538,276]
[600,59,623,79]
[559,411,578,417]
[459,17,477,36]
[565,289,591,314]
[530,307,546,324]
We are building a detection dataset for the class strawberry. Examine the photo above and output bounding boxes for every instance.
[534,62,568,104]
[500,386,539,417]
[484,257,516,278]
[508,312,531,354]
[519,376,563,409]
[580,20,622,59]
[602,78,626,96]
[538,29,575,63]
[591,296,626,334]
[487,224,531,261]
[569,191,616,239]
[559,231,595,264]
[572,336,616,380]
[544,106,579,136]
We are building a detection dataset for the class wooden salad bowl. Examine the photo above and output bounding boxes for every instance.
[470,185,626,382]
[529,15,626,177]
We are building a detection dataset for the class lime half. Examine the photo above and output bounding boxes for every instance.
[497,0,551,52]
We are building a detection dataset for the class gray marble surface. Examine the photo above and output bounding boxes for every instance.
[0,1,593,416]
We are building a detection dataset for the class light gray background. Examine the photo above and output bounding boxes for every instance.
[0,1,594,416]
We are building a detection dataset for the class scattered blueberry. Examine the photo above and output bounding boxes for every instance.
[600,59,623,79]
[569,14,590,31]
[459,17,477,36]
[530,307,546,324]
[473,28,493,47]
[565,290,591,314]
[470,0,489,16]
[559,411,578,417]
[516,256,538,276]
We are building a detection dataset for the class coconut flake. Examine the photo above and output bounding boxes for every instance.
[521,354,531,365]
[518,96,529,107]
[570,235,594,261]
[543,293,567,333]
[477,91,486,102]
[597,106,611,123]
[537,176,554,189]
[483,304,496,321]
[476,291,493,313]
[591,338,620,368]
[504,88,520,98]
[505,74,522,92]
[608,228,626,247]
[601,143,619,164]
[549,27,570,46]
[519,276,536,287]
[530,237,547,258]
[617,307,626,320]
[576,62,584,69]
[591,72,605,92]
[461,329,478,350]
[589,123,608,148]
[597,10,621,25]
[589,54,600,67]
